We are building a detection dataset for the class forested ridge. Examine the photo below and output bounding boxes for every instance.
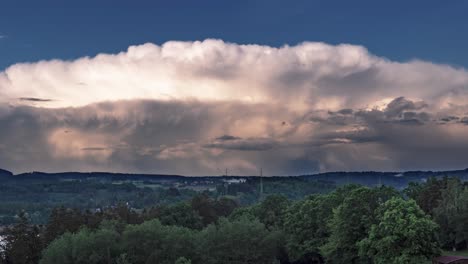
[1,168,467,226]
[1,176,467,264]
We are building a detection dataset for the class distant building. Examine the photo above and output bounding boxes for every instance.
[223,178,246,184]
[0,235,5,252]
[433,256,468,264]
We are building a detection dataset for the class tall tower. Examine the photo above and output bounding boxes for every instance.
[225,168,228,196]
[260,168,263,199]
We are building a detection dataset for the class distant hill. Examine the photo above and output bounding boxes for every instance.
[0,168,13,177]
[12,171,187,181]
[299,169,468,189]
[1,168,467,189]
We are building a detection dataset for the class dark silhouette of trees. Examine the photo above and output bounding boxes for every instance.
[191,194,238,226]
[1,212,42,264]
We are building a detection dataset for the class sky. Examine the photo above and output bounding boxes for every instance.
[1,1,468,175]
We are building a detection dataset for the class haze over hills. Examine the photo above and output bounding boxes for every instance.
[2,167,467,189]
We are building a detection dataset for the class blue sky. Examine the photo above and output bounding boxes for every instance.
[1,0,467,70]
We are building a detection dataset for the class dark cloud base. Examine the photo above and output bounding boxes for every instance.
[1,98,468,175]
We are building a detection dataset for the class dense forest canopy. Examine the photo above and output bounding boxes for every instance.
[0,174,467,264]
[1,168,467,225]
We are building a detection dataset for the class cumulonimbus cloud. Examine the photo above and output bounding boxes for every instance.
[2,39,467,110]
[1,39,468,175]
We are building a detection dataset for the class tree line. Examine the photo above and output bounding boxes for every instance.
[1,176,467,264]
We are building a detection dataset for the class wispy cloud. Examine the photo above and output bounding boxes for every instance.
[19,97,54,102]
[81,147,108,151]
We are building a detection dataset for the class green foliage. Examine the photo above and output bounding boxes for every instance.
[406,177,468,251]
[283,194,335,260]
[253,195,290,230]
[40,223,120,264]
[144,202,203,229]
[116,253,132,264]
[0,178,198,225]
[257,178,336,200]
[40,228,119,264]
[358,197,441,264]
[404,177,448,215]
[433,178,468,250]
[8,178,466,264]
[39,217,281,264]
[191,194,238,226]
[321,186,398,263]
[174,257,192,264]
[121,219,197,264]
[0,173,338,226]
[228,206,257,221]
[197,217,282,264]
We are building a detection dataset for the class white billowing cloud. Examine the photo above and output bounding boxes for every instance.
[1,39,468,175]
[1,39,467,111]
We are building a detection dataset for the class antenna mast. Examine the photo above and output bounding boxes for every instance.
[260,168,263,199]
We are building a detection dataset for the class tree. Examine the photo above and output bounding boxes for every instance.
[110,203,142,225]
[254,195,290,230]
[228,206,257,222]
[283,195,333,260]
[282,185,374,262]
[43,207,86,245]
[121,219,197,264]
[197,217,282,264]
[174,257,192,264]
[40,222,121,264]
[116,253,132,264]
[433,178,468,250]
[404,177,447,215]
[191,194,238,226]
[321,186,397,264]
[358,197,440,264]
[154,203,203,229]
[2,211,42,264]
[214,197,238,218]
[191,194,219,226]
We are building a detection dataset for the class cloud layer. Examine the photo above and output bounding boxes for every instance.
[1,39,468,175]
